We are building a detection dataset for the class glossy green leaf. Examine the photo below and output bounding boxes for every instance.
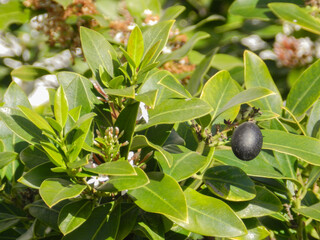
[0,152,17,169]
[135,90,158,108]
[83,160,136,176]
[3,82,31,108]
[41,141,65,167]
[228,186,283,218]
[158,74,192,99]
[244,51,282,114]
[40,178,86,208]
[0,107,45,144]
[54,86,68,129]
[160,5,185,21]
[217,87,276,117]
[187,50,216,96]
[181,15,225,33]
[57,72,100,116]
[20,146,49,169]
[58,199,94,235]
[158,31,209,65]
[62,203,119,240]
[232,218,270,240]
[104,86,136,98]
[127,26,144,67]
[11,65,51,81]
[200,70,241,125]
[204,165,256,201]
[307,99,320,138]
[115,203,139,240]
[0,213,22,233]
[18,162,61,189]
[294,202,320,221]
[262,129,320,166]
[80,27,116,78]
[136,98,212,131]
[98,167,149,192]
[168,188,247,237]
[211,54,243,71]
[0,0,30,30]
[120,46,137,69]
[128,172,187,221]
[286,59,320,117]
[269,2,320,35]
[157,147,209,182]
[131,135,173,167]
[143,20,174,63]
[140,40,161,69]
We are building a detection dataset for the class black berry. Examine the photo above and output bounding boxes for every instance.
[231,122,263,161]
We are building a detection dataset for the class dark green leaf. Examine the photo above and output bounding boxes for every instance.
[0,152,17,169]
[83,160,136,176]
[294,202,320,221]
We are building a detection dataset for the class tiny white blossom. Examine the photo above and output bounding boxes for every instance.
[114,32,124,43]
[143,20,158,26]
[137,102,149,123]
[128,151,135,166]
[241,35,268,51]
[127,23,136,31]
[86,175,109,188]
[162,46,172,54]
[143,9,153,15]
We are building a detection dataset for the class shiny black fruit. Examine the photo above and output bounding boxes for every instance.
[231,122,263,161]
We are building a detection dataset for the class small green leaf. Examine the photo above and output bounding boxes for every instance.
[135,90,158,108]
[294,202,320,221]
[140,40,161,68]
[40,178,86,208]
[127,26,144,67]
[262,129,320,166]
[0,213,22,233]
[18,106,55,136]
[0,0,30,30]
[167,188,247,238]
[58,200,94,235]
[204,165,256,201]
[286,59,320,117]
[158,74,192,99]
[307,99,320,138]
[11,65,51,81]
[54,86,69,129]
[120,46,136,69]
[160,5,185,21]
[128,172,187,221]
[269,2,320,35]
[83,160,136,176]
[98,167,149,192]
[0,152,17,169]
[41,141,65,167]
[228,186,283,218]
[104,86,136,98]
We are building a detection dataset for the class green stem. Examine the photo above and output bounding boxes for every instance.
[196,140,206,154]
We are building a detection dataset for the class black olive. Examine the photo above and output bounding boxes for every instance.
[231,122,263,161]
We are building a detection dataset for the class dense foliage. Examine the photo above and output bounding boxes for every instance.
[1,0,320,239]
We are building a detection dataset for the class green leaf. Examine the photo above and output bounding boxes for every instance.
[294,202,320,221]
[41,141,65,167]
[286,59,320,117]
[203,165,256,201]
[0,152,17,169]
[126,0,161,19]
[187,49,216,96]
[158,74,192,99]
[3,82,31,108]
[135,98,212,131]
[58,199,94,235]
[160,5,185,21]
[305,166,320,189]
[11,65,51,81]
[0,213,22,233]
[167,188,247,238]
[157,147,209,182]
[104,86,136,98]
[18,106,55,136]
[211,54,243,71]
[0,0,30,30]
[80,27,117,78]
[131,135,173,167]
[254,110,279,121]
[269,2,320,35]
[158,31,210,65]
[262,129,320,166]
[216,87,276,117]
[127,26,144,67]
[98,167,149,192]
[200,70,241,125]
[109,75,124,89]
[120,46,137,69]
[228,186,283,218]
[57,72,100,115]
[244,50,282,114]
[62,203,119,240]
[68,113,95,163]
[18,162,61,189]
[232,218,270,240]
[181,15,225,33]
[135,90,158,108]
[0,107,45,144]
[40,178,86,208]
[307,99,320,138]
[54,0,73,9]
[128,172,187,221]
[115,203,139,240]
[140,40,161,69]
[20,145,49,169]
[83,160,136,176]
[143,20,174,63]
[54,86,69,129]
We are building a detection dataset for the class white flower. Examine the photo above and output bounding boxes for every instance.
[137,102,149,123]
[127,23,136,31]
[86,175,109,188]
[241,34,268,51]
[162,46,172,54]
[128,151,135,166]
[114,32,124,43]
[143,9,153,15]
[142,20,158,26]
